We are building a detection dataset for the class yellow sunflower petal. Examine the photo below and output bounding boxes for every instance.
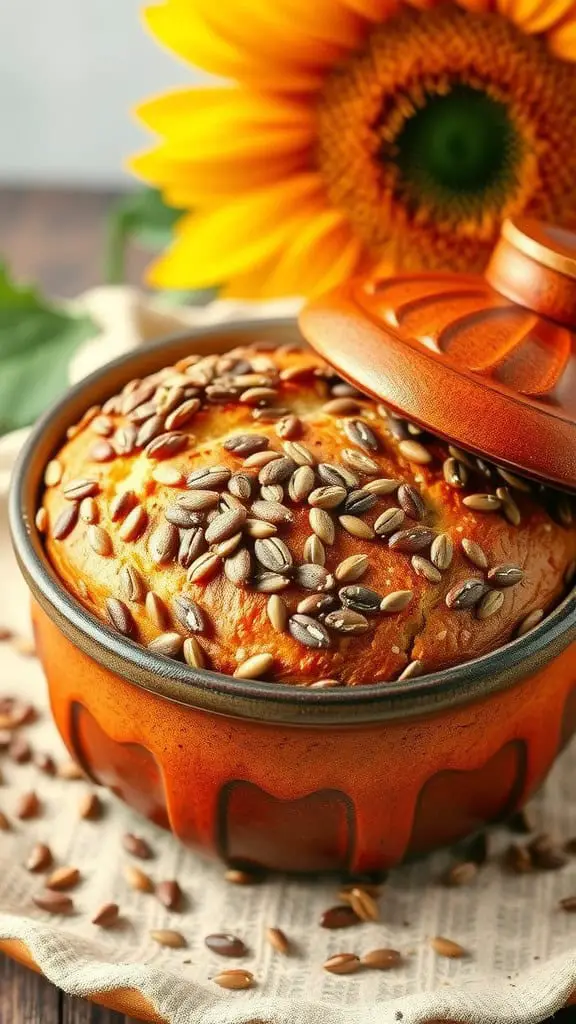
[548,17,576,58]
[502,0,576,32]
[339,0,398,20]
[146,174,324,289]
[143,3,324,91]
[136,87,312,138]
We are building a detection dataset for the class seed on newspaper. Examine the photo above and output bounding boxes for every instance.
[150,929,187,949]
[347,887,379,921]
[123,833,153,859]
[25,843,53,872]
[559,896,576,912]
[266,926,290,955]
[205,933,248,957]
[46,866,80,891]
[461,538,488,569]
[92,902,120,927]
[234,653,274,680]
[79,791,102,820]
[444,861,478,886]
[430,936,466,958]
[157,880,182,911]
[362,948,402,971]
[124,864,154,893]
[323,953,361,975]
[320,905,361,929]
[16,791,40,820]
[33,891,73,914]
[213,969,254,990]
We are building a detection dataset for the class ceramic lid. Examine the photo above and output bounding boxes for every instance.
[299,217,576,492]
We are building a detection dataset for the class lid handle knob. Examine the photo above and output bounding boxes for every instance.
[486,217,576,328]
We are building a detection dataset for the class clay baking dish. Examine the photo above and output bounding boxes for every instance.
[9,318,576,875]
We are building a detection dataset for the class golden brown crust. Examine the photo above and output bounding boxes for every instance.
[39,345,576,687]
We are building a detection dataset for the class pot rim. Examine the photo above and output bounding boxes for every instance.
[9,317,576,726]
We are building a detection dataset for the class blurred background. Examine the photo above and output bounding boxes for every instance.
[0,0,203,295]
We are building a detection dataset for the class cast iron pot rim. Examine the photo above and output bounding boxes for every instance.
[9,317,576,726]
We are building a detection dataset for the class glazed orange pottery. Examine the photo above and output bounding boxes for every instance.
[10,319,576,874]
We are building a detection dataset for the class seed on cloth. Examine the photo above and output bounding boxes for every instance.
[150,929,187,949]
[157,880,183,910]
[46,866,80,891]
[205,933,248,957]
[57,760,85,781]
[33,891,73,914]
[123,833,153,859]
[323,953,360,975]
[124,864,154,892]
[16,791,40,820]
[444,861,478,886]
[346,887,379,921]
[212,969,254,990]
[92,902,120,927]
[430,936,466,958]
[361,948,402,970]
[25,843,52,872]
[320,905,361,929]
[266,926,290,954]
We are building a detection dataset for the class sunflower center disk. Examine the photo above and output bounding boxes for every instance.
[317,5,576,272]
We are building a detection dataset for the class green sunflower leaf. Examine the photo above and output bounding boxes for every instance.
[0,262,95,434]
[105,187,184,285]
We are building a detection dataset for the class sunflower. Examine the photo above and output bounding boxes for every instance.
[132,0,576,298]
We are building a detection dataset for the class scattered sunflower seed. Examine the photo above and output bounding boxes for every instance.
[339,585,381,614]
[388,526,435,553]
[335,554,369,583]
[266,926,290,955]
[148,632,184,658]
[444,861,478,886]
[398,439,431,464]
[461,538,488,569]
[411,555,442,583]
[398,483,425,520]
[304,534,326,566]
[361,948,402,970]
[516,609,544,636]
[92,902,120,927]
[342,448,379,475]
[150,929,187,949]
[463,493,501,513]
[212,969,254,990]
[26,843,52,872]
[477,590,505,620]
[33,890,73,914]
[123,833,153,859]
[234,653,274,679]
[487,564,525,588]
[323,953,360,975]
[344,420,380,452]
[380,590,414,613]
[46,866,80,891]
[106,598,134,637]
[445,579,488,610]
[183,636,206,669]
[430,533,453,571]
[267,595,288,632]
[157,879,182,911]
[288,614,331,649]
[430,936,466,959]
[339,515,374,540]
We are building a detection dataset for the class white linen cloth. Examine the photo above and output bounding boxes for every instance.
[0,288,575,1024]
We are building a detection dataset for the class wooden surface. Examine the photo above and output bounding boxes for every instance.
[0,186,574,1023]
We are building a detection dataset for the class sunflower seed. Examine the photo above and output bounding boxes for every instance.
[234,653,274,679]
[241,386,278,407]
[87,525,112,557]
[388,526,435,552]
[118,505,147,541]
[178,490,220,512]
[517,608,544,636]
[282,440,315,466]
[26,843,52,872]
[33,752,56,775]
[91,414,113,437]
[46,866,80,891]
[343,489,377,515]
[398,439,431,464]
[110,490,136,522]
[303,534,325,566]
[128,400,157,425]
[496,486,521,526]
[51,503,79,540]
[243,450,281,469]
[374,507,405,535]
[56,760,85,780]
[244,518,277,538]
[267,595,288,632]
[463,493,501,512]
[380,590,414,613]
[123,863,153,893]
[228,473,254,500]
[150,929,186,949]
[122,382,155,415]
[254,537,292,574]
[260,484,284,502]
[62,478,99,501]
[213,969,254,990]
[288,614,331,649]
[89,440,115,463]
[487,564,524,587]
[335,553,369,583]
[362,948,402,970]
[476,590,505,620]
[497,467,531,492]
[461,538,488,569]
[274,414,300,439]
[79,791,102,820]
[44,459,63,486]
[560,896,576,912]
[173,595,205,633]
[224,433,269,456]
[295,564,333,591]
[183,636,206,668]
[398,483,425,520]
[397,659,424,680]
[320,904,360,929]
[205,508,247,545]
[259,456,295,485]
[157,879,182,911]
[187,551,221,583]
[347,886,379,921]
[363,478,400,496]
[297,593,335,616]
[342,448,379,475]
[224,547,252,585]
[323,953,360,976]
[289,465,315,502]
[280,361,317,382]
[317,463,359,488]
[443,457,468,489]
[309,508,335,545]
[35,508,47,532]
[16,791,40,819]
[136,414,165,449]
[344,419,380,452]
[165,398,201,430]
[106,598,134,636]
[446,578,488,610]
[251,500,294,525]
[149,522,179,564]
[339,585,381,614]
[152,464,185,487]
[324,608,369,634]
[444,861,478,887]
[114,424,137,455]
[339,515,374,540]
[92,902,119,927]
[187,465,231,490]
[80,497,99,524]
[33,890,73,914]
[123,832,152,859]
[309,485,347,509]
[430,936,466,959]
[206,384,243,403]
[322,397,361,415]
[412,555,442,583]
[165,505,203,530]
[429,533,453,571]
[383,411,409,439]
[264,926,290,954]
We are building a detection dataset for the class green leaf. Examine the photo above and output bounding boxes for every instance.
[105,187,184,285]
[0,263,96,434]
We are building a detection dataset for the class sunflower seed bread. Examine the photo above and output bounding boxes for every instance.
[39,343,576,687]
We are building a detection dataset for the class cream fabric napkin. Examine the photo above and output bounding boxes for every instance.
[1,289,576,1024]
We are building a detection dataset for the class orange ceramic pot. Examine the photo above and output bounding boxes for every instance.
[10,321,576,875]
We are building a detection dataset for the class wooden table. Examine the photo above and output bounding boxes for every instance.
[0,186,573,1024]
